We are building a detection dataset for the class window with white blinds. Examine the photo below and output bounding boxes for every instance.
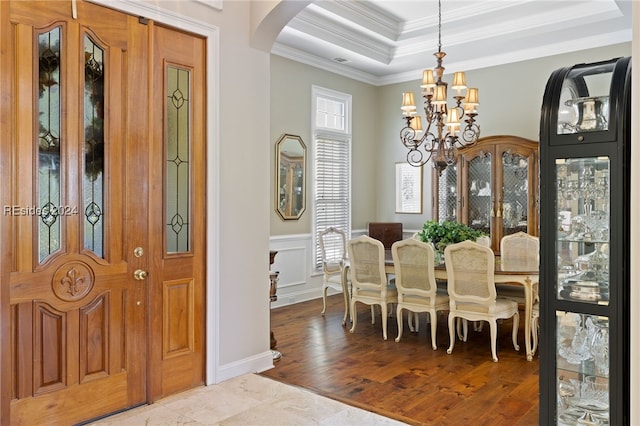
[312,86,351,270]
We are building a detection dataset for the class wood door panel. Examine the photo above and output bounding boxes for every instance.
[33,302,66,394]
[10,374,129,426]
[78,293,110,381]
[3,1,148,424]
[163,278,194,357]
[9,262,128,303]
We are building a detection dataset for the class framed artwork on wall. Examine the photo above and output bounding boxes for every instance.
[395,162,423,214]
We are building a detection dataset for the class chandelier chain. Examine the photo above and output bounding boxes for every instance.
[437,0,442,54]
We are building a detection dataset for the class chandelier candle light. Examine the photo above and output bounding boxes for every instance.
[400,0,480,173]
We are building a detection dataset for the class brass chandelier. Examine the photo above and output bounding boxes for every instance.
[400,0,480,174]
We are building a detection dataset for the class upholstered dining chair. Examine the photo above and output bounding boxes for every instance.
[444,240,520,362]
[476,235,491,247]
[348,235,398,340]
[319,227,350,325]
[392,238,449,350]
[496,232,540,304]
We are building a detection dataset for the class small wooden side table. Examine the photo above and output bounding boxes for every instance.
[269,251,281,361]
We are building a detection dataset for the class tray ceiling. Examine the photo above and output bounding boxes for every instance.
[271,0,632,85]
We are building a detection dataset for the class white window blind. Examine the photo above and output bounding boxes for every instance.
[314,136,350,268]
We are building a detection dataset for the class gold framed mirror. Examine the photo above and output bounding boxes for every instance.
[276,134,306,220]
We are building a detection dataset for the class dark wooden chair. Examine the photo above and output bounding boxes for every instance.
[368,222,403,249]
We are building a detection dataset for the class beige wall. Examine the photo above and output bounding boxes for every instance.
[270,55,380,235]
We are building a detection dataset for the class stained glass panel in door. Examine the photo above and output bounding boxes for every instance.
[166,66,191,254]
[37,27,62,262]
[83,34,105,257]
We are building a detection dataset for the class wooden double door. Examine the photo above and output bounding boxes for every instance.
[0,1,206,424]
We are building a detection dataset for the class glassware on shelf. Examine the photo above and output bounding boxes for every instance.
[558,375,610,425]
[558,313,593,364]
[557,314,610,369]
[590,321,609,377]
[558,376,577,411]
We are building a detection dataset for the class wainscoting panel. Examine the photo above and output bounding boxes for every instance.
[269,234,322,308]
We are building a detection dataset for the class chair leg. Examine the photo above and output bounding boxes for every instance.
[371,305,376,324]
[349,300,357,334]
[531,317,539,355]
[456,318,468,342]
[395,306,404,342]
[512,312,520,352]
[341,286,350,326]
[321,285,328,315]
[342,298,349,326]
[489,320,499,362]
[408,312,419,332]
[429,311,438,350]
[446,314,456,355]
[380,303,388,340]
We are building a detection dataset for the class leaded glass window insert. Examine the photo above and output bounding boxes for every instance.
[467,153,492,236]
[83,35,105,257]
[37,27,62,262]
[437,165,457,222]
[166,66,191,253]
[501,152,529,236]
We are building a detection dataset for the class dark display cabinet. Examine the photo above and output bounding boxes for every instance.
[539,57,631,425]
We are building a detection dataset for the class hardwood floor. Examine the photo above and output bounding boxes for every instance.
[261,294,539,426]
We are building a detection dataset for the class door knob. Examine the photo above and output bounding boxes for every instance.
[133,269,148,280]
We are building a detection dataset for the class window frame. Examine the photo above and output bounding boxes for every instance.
[311,85,352,271]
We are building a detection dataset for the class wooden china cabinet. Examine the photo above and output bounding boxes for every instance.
[432,135,539,253]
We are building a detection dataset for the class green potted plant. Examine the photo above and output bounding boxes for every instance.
[417,220,487,255]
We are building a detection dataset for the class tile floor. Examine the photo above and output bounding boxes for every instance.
[89,373,406,425]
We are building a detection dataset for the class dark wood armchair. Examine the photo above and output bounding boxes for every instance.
[368,222,403,249]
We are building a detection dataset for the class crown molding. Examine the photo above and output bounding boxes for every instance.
[271,43,382,86]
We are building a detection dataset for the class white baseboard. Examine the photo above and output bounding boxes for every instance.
[209,350,274,385]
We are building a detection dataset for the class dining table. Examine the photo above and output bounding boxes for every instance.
[342,250,540,361]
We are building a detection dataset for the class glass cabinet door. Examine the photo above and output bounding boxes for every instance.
[500,151,531,236]
[556,312,609,425]
[554,156,610,425]
[466,152,492,236]
[555,157,610,305]
[436,164,458,222]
